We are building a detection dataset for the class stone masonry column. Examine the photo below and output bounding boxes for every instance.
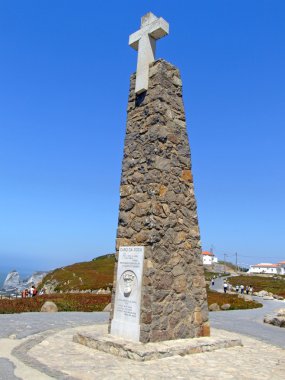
[109,59,210,343]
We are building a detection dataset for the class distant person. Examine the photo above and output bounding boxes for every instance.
[29,286,34,297]
[246,286,249,295]
[32,286,37,297]
[211,278,215,286]
[235,285,239,293]
[223,281,228,293]
[240,284,244,294]
[21,289,27,298]
[249,285,253,294]
[30,285,37,297]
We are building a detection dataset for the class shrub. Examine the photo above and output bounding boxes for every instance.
[0,294,111,314]
[229,276,285,297]
[207,290,262,310]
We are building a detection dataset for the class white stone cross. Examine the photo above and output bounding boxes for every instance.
[129,12,169,94]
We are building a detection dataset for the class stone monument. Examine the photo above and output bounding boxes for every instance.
[109,12,210,343]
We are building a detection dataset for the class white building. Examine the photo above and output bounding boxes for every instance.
[202,251,218,265]
[248,262,284,275]
[277,261,285,275]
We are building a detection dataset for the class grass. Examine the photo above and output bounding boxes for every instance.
[207,289,263,310]
[229,275,285,297]
[0,294,111,314]
[40,254,115,292]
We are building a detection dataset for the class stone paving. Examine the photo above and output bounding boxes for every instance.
[0,311,284,379]
[0,358,21,380]
[24,324,285,379]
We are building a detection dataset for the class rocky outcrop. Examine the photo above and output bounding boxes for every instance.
[2,270,49,292]
[264,308,285,327]
[221,304,231,310]
[209,303,220,311]
[41,301,58,312]
[24,271,48,287]
[3,271,20,290]
[253,290,269,297]
[253,290,284,301]
[103,303,112,312]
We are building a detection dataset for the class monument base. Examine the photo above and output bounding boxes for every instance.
[73,329,242,362]
[110,319,141,342]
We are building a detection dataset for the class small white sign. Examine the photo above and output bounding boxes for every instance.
[110,246,144,342]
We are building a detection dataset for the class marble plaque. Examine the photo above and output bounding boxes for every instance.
[110,246,144,342]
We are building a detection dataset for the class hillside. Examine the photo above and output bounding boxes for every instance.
[40,254,115,293]
[39,255,235,293]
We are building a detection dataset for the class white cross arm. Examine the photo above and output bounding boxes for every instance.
[129,17,169,51]
[128,14,169,94]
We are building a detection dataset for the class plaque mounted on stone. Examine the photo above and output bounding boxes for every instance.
[110,246,144,342]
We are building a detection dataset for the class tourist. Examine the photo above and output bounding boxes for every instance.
[29,285,37,297]
[29,286,34,297]
[211,278,215,286]
[246,286,249,295]
[240,284,245,294]
[249,285,253,294]
[235,285,239,293]
[32,286,38,297]
[223,281,228,293]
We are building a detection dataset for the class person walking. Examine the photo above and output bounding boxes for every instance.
[223,281,228,293]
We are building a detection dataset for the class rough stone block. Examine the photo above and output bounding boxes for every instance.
[74,330,241,361]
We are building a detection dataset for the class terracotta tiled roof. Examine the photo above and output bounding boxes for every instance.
[251,263,279,268]
[202,251,214,256]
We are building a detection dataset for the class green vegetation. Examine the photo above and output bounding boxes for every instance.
[229,275,285,297]
[0,294,111,314]
[40,254,115,292]
[0,290,262,314]
[0,255,267,314]
[207,290,263,310]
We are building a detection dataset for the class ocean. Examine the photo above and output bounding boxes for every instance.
[0,273,6,289]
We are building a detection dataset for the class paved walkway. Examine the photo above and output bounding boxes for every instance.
[0,311,284,379]
[0,313,107,380]
[210,276,285,348]
[1,322,285,380]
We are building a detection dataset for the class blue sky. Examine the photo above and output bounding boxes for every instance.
[0,0,284,273]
